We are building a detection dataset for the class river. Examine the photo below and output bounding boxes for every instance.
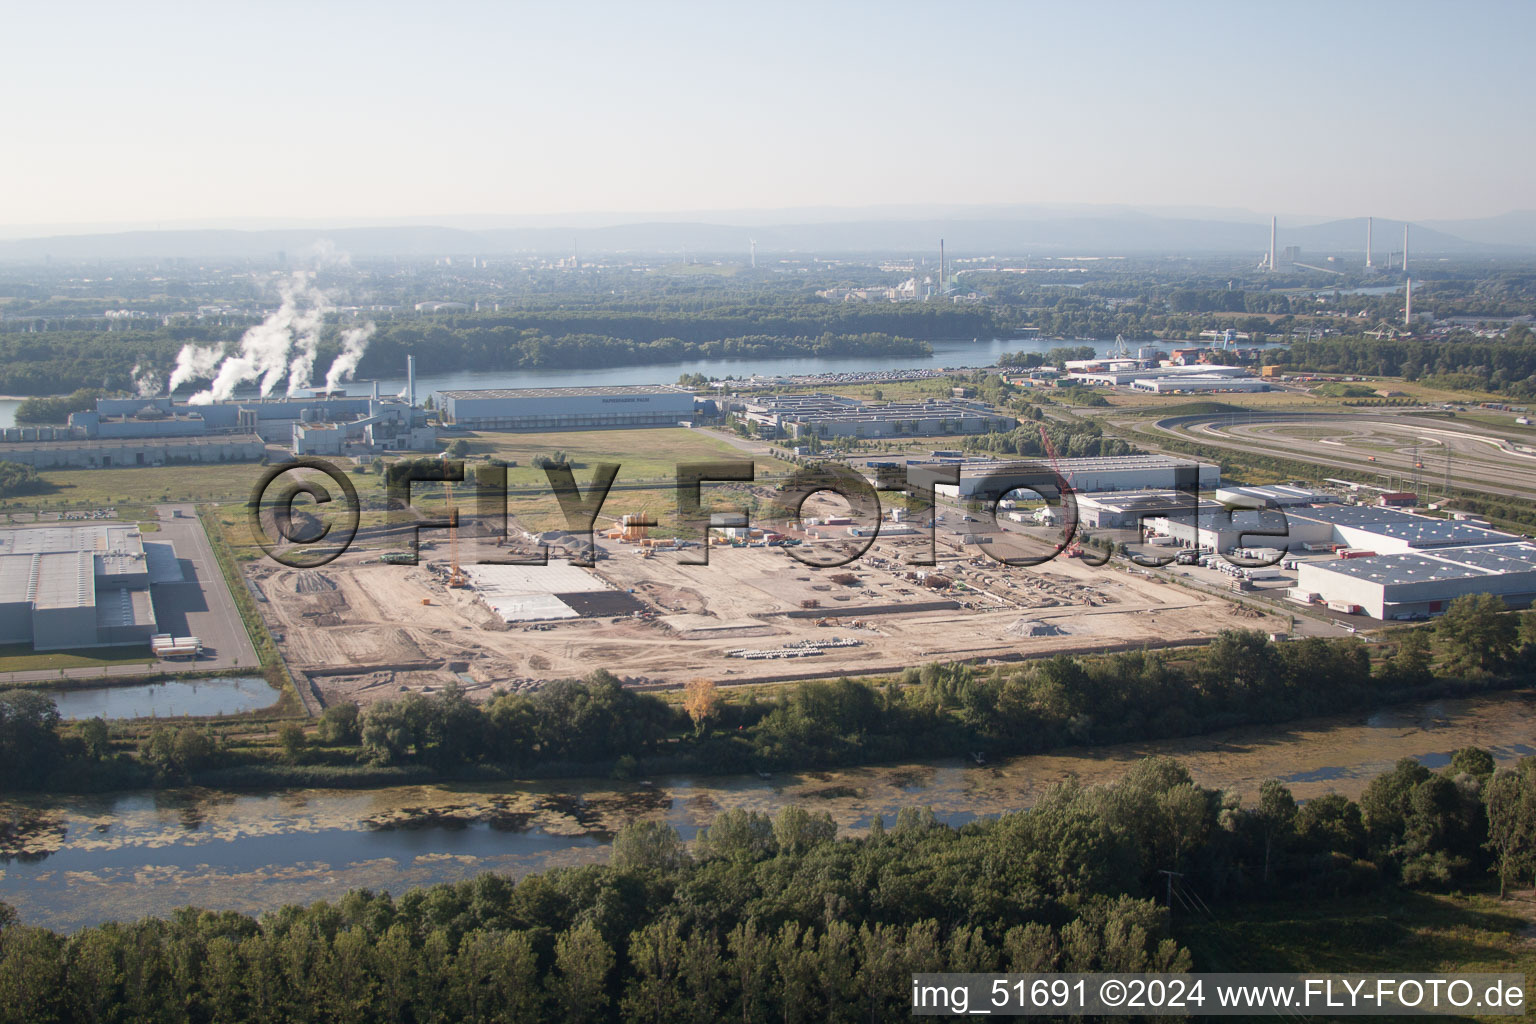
[2,688,1532,931]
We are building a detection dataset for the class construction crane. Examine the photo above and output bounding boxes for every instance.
[1038,425,1083,557]
[441,454,467,588]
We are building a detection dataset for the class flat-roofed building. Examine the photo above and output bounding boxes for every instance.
[1076,490,1227,529]
[0,523,173,650]
[1296,542,1536,619]
[740,393,1016,439]
[437,385,698,431]
[929,455,1219,500]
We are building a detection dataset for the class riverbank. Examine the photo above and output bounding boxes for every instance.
[2,687,1532,931]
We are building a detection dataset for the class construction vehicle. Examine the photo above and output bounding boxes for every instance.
[1037,425,1083,557]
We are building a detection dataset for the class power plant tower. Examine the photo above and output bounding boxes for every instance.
[1366,217,1374,268]
[939,239,945,293]
[407,354,416,409]
[1269,217,1277,272]
[749,238,756,269]
[1404,278,1413,326]
[1402,224,1410,274]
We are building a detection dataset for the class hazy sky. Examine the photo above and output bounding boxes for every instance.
[6,1,1533,229]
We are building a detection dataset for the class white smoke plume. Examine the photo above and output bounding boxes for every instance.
[167,343,226,393]
[323,321,377,393]
[184,272,332,405]
[130,362,162,397]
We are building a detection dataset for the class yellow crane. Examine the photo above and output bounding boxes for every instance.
[441,454,467,588]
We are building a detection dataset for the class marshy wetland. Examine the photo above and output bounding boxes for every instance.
[2,688,1533,931]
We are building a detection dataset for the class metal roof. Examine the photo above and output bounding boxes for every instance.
[31,551,95,610]
[1303,542,1536,586]
[437,385,691,400]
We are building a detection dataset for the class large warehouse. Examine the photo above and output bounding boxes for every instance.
[1145,503,1519,554]
[929,455,1220,500]
[1296,542,1536,619]
[738,393,1017,439]
[436,385,698,431]
[0,524,180,650]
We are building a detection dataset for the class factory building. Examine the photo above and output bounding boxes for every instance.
[1144,502,1520,556]
[0,524,179,650]
[1075,490,1227,529]
[1296,543,1536,620]
[437,385,698,431]
[1067,364,1251,387]
[0,434,266,470]
[738,393,1017,440]
[73,394,380,443]
[927,455,1219,500]
[1215,484,1342,508]
[1127,375,1270,394]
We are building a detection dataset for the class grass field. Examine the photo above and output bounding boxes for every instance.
[0,643,156,675]
[1184,889,1534,1017]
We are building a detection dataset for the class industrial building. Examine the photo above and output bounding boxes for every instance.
[1067,364,1252,387]
[737,393,1017,440]
[436,385,698,431]
[1295,542,1536,620]
[926,455,1220,500]
[1144,503,1519,555]
[1215,484,1342,508]
[0,434,266,470]
[0,524,180,650]
[1127,374,1270,394]
[1075,490,1227,529]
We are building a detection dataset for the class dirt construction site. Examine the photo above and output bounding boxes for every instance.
[249,517,1287,707]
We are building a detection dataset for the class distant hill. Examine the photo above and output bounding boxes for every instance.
[1,206,1531,261]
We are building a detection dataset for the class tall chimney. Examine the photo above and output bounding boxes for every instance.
[939,239,945,294]
[1366,217,1374,268]
[1269,217,1277,272]
[407,354,416,409]
[1404,278,1413,326]
[1402,224,1410,274]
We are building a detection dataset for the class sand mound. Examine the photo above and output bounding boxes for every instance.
[1005,618,1068,637]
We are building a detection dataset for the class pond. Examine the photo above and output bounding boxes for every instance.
[41,676,281,720]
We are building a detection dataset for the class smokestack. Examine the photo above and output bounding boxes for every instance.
[939,239,945,294]
[1269,217,1277,272]
[1402,223,1410,274]
[407,354,416,409]
[1404,278,1413,326]
[372,380,380,402]
[1366,217,1373,268]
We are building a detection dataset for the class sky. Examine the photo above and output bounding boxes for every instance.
[5,0,1534,231]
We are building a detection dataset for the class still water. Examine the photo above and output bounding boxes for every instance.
[2,689,1532,931]
[42,677,281,721]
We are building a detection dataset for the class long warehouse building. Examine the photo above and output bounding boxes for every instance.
[0,524,181,650]
[1296,542,1536,620]
[436,385,698,431]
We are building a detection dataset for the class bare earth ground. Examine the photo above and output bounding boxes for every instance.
[252,528,1285,706]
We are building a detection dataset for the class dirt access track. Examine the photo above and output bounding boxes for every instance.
[252,534,1285,708]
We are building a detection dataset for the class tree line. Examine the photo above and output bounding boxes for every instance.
[0,299,1001,396]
